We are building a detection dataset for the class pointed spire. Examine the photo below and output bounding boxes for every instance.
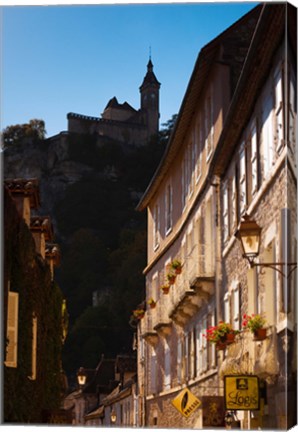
[140,54,160,91]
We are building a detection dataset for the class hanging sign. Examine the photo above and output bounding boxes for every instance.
[171,388,201,418]
[202,396,225,427]
[224,375,260,410]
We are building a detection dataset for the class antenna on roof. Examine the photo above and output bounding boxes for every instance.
[149,45,151,60]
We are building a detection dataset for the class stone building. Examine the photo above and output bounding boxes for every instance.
[136,3,296,430]
[3,178,66,423]
[67,58,160,146]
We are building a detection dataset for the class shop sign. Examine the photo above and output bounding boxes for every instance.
[202,396,225,427]
[224,375,260,410]
[171,388,201,418]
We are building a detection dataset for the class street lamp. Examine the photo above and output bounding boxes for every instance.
[235,213,297,278]
[110,408,117,424]
[224,411,237,429]
[77,367,87,388]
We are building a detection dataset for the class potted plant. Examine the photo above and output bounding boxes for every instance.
[133,309,145,320]
[167,272,176,285]
[204,322,238,350]
[242,314,267,341]
[171,259,182,275]
[161,284,170,294]
[148,298,157,309]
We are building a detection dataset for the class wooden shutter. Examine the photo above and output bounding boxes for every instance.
[5,291,19,368]
[251,121,259,195]
[29,314,38,380]
[239,143,247,215]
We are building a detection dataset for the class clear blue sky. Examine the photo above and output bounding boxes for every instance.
[1,2,259,138]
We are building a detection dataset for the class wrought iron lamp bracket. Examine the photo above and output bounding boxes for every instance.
[245,257,297,279]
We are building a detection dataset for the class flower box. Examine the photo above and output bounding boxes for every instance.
[253,327,267,341]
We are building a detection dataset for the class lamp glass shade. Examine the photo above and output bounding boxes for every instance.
[110,410,117,423]
[235,215,262,258]
[77,367,87,386]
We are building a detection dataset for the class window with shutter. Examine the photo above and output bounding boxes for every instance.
[5,291,19,368]
[232,284,241,331]
[164,339,171,390]
[165,183,173,235]
[177,338,182,384]
[288,68,296,154]
[29,314,38,380]
[262,92,274,178]
[223,181,229,243]
[150,348,157,395]
[230,174,237,233]
[153,204,160,250]
[224,292,230,324]
[202,318,207,372]
[239,143,247,215]
[251,122,259,195]
[274,66,284,151]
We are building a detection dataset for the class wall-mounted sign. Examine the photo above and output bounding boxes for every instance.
[224,375,260,410]
[202,396,225,427]
[171,388,201,418]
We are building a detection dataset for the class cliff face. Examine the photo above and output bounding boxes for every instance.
[4,133,94,229]
[3,130,165,378]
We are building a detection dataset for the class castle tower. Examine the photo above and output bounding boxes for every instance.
[140,58,161,139]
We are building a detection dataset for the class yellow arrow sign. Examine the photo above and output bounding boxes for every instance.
[172,388,201,418]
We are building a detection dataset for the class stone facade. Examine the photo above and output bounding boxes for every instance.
[137,3,296,430]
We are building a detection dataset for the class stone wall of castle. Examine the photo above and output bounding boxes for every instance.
[67,113,150,146]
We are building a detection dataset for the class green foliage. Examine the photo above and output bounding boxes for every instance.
[2,119,46,148]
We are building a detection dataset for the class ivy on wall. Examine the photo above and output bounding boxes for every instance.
[3,189,64,423]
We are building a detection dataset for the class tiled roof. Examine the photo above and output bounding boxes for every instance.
[83,358,117,395]
[136,4,262,211]
[104,96,137,113]
[30,216,54,241]
[4,178,40,209]
[115,354,137,374]
[45,243,61,266]
[140,59,161,90]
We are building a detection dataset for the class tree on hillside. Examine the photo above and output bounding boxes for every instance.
[2,119,46,148]
[159,114,178,144]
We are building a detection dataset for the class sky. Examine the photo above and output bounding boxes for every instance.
[0,1,260,138]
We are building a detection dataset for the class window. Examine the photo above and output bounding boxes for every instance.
[224,292,230,324]
[223,181,229,244]
[205,86,214,160]
[5,291,19,368]
[239,142,247,215]
[262,90,274,178]
[208,312,216,368]
[165,183,173,234]
[29,314,37,380]
[150,347,157,394]
[153,204,160,250]
[229,174,237,234]
[195,112,203,181]
[164,339,171,390]
[223,172,238,245]
[274,65,284,151]
[232,284,241,331]
[182,157,187,208]
[250,121,259,195]
[200,318,208,373]
[288,66,296,153]
[177,338,182,384]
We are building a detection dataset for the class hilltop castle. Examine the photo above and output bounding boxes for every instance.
[67,59,160,146]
